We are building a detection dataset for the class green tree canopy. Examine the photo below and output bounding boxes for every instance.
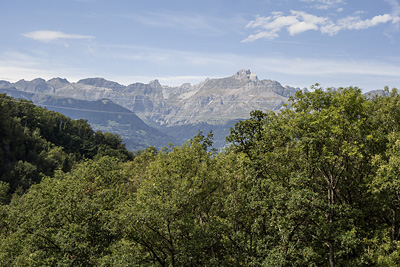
[2,87,400,266]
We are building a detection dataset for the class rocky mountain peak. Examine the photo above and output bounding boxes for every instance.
[77,78,124,90]
[31,78,46,83]
[48,77,69,84]
[47,78,71,90]
[0,80,11,88]
[233,69,258,81]
[180,83,192,89]
[14,78,54,94]
[149,79,162,89]
[1,70,304,127]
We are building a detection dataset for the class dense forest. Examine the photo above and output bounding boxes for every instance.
[1,86,400,266]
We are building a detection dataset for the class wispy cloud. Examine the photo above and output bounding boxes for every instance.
[385,0,400,26]
[386,0,400,16]
[300,0,345,10]
[0,51,92,82]
[77,44,400,77]
[243,10,400,42]
[23,31,94,43]
[121,12,231,36]
[112,50,400,89]
[320,14,395,36]
[1,47,399,90]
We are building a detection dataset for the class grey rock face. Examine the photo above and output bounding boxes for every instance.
[0,69,305,126]
[14,78,55,94]
[47,78,70,89]
[77,78,125,90]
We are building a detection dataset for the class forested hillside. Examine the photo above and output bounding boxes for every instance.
[0,93,133,198]
[0,88,175,151]
[1,87,400,266]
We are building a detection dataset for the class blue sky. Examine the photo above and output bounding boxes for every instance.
[1,0,399,91]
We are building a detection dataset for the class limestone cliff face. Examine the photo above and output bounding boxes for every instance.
[159,69,301,125]
[0,69,305,126]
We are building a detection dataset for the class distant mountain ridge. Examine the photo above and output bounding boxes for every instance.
[0,69,306,128]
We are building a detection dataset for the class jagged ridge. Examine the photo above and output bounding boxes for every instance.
[0,69,305,126]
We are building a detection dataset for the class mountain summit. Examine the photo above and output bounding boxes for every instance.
[0,69,306,149]
[234,68,258,81]
[0,69,304,126]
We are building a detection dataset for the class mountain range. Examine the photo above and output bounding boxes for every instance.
[0,69,306,150]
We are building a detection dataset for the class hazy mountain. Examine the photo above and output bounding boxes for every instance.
[365,89,389,97]
[159,69,304,126]
[1,69,304,124]
[0,69,307,149]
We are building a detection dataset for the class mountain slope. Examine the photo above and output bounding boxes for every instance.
[0,93,134,196]
[0,69,305,127]
[160,69,303,125]
[0,87,174,151]
[0,69,307,148]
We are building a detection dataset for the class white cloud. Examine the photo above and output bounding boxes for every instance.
[319,22,341,35]
[288,21,319,35]
[243,11,329,41]
[321,14,396,35]
[23,31,94,42]
[244,10,399,41]
[243,31,280,42]
[243,15,298,41]
[347,14,392,30]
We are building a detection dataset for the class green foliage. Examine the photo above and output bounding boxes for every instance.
[0,181,9,205]
[0,157,131,266]
[0,94,133,197]
[116,134,226,265]
[225,86,400,266]
[2,87,400,265]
